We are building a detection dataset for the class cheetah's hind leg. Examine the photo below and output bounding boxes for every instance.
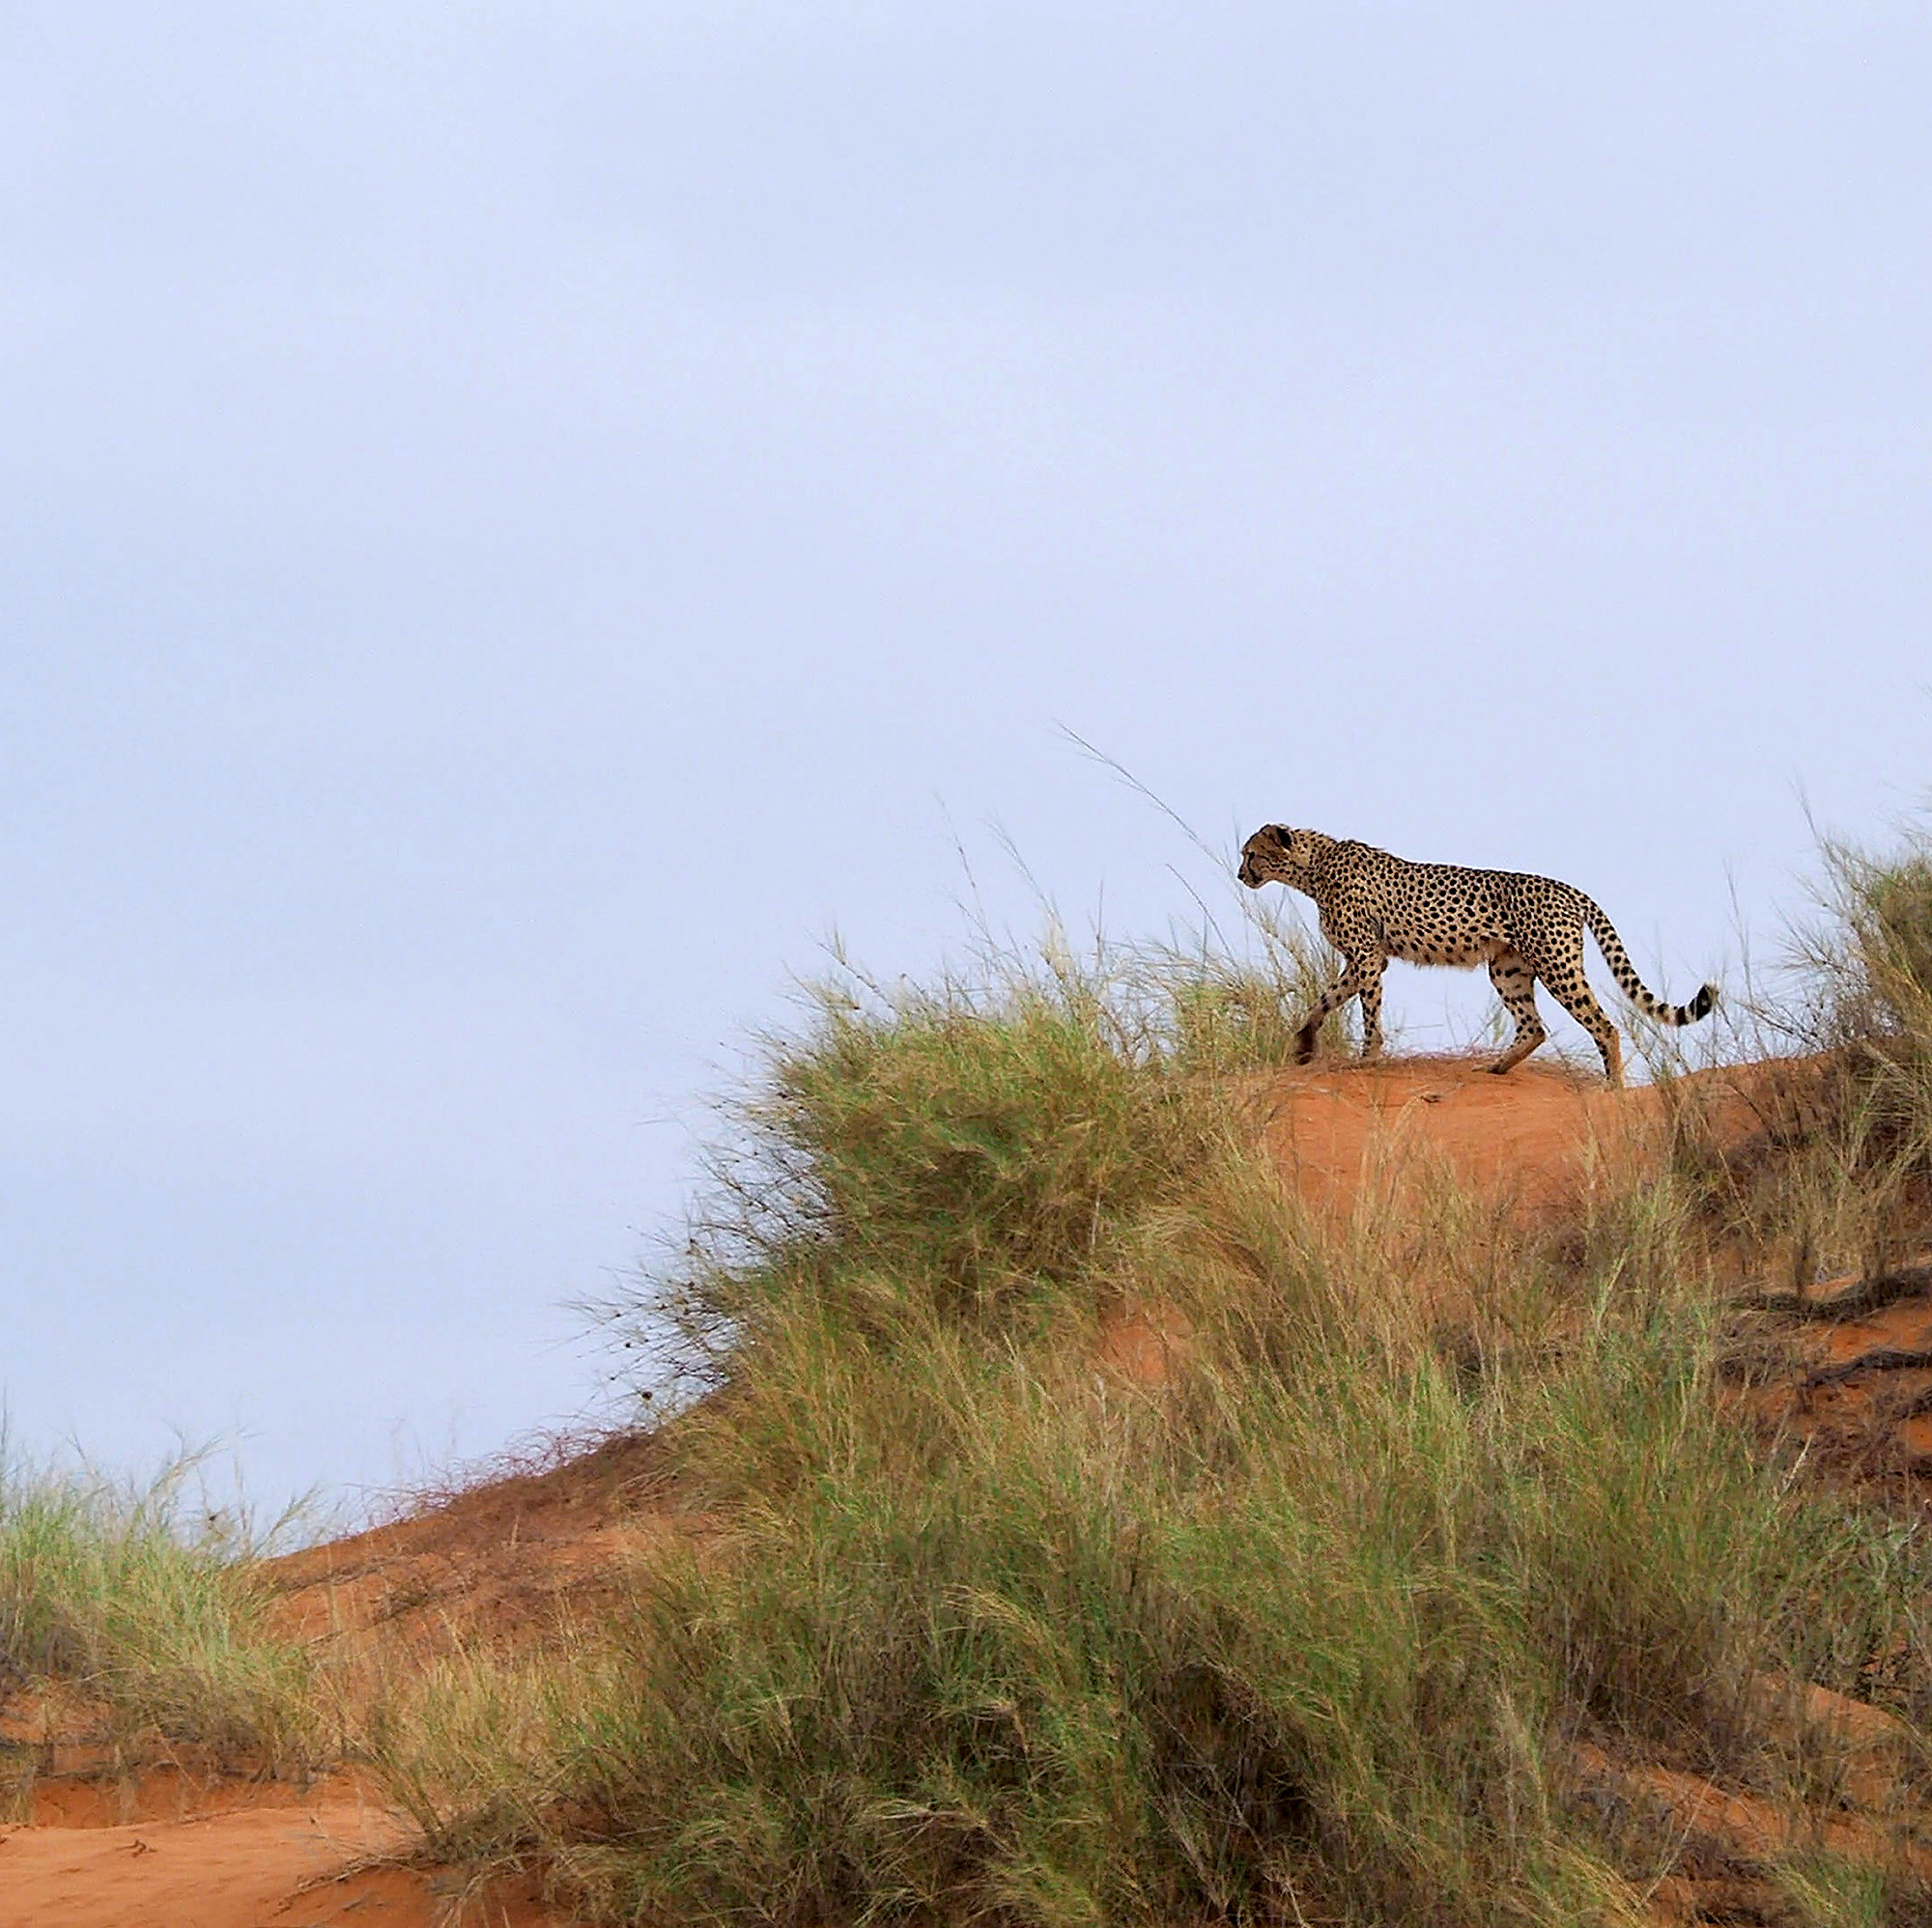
[1485,950,1548,1076]
[1539,964,1624,1089]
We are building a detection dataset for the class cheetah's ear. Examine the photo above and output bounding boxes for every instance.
[1268,825,1293,847]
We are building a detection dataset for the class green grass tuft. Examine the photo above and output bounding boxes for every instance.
[0,1449,317,1774]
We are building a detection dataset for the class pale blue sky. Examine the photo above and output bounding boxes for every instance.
[4,4,1929,1514]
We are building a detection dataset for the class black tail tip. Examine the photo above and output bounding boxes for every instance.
[1689,982,1718,1021]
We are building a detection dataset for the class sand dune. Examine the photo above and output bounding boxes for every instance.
[9,1051,1929,1924]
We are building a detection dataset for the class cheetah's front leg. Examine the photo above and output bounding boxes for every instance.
[1293,955,1370,1064]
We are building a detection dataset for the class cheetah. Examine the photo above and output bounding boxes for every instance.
[1236,825,1717,1088]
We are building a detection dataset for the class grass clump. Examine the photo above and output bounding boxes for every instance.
[0,1450,316,1775]
[1807,834,1932,1063]
[746,968,1184,1325]
[650,934,1340,1385]
[1799,835,1932,1220]
[1655,828,1932,1295]
[552,1302,1904,1927]
[380,925,1932,1927]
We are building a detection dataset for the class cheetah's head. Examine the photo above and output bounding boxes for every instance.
[1237,824,1316,890]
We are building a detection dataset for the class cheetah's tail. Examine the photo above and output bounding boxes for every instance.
[1582,901,1718,1027]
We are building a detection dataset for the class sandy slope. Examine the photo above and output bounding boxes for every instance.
[0,1441,669,1925]
[1261,1052,1641,1207]
[1253,1050,1787,1214]
[0,1800,412,1928]
[0,1750,552,1924]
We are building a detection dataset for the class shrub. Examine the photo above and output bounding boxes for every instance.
[416,930,1932,1926]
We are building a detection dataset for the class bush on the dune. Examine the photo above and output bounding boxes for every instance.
[390,924,1932,1928]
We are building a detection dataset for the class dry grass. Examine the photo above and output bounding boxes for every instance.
[1655,833,1932,1295]
[0,1449,320,1783]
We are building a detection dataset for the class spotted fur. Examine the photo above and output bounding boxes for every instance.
[1236,825,1717,1088]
